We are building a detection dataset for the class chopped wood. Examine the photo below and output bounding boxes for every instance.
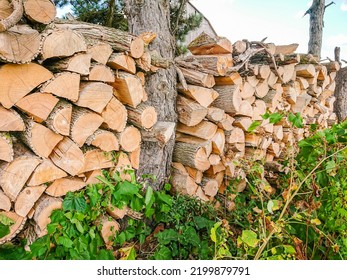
[15,185,46,217]
[235,100,253,117]
[179,67,215,88]
[175,134,212,156]
[88,63,115,83]
[140,121,175,146]
[0,0,22,31]
[107,204,128,220]
[211,128,225,155]
[255,80,269,98]
[45,53,91,75]
[49,137,85,176]
[173,142,210,171]
[107,52,136,74]
[212,85,241,114]
[214,72,242,86]
[206,107,225,122]
[0,106,24,131]
[274,43,299,55]
[185,166,203,184]
[0,63,53,108]
[177,84,219,108]
[0,190,11,211]
[295,64,316,78]
[15,92,59,123]
[97,215,120,248]
[194,186,210,202]
[233,117,253,131]
[113,151,133,182]
[85,129,119,152]
[217,114,234,131]
[135,52,151,72]
[27,158,67,186]
[188,32,232,55]
[41,72,80,102]
[117,126,141,152]
[171,166,198,196]
[84,169,102,185]
[87,42,113,64]
[126,103,158,130]
[201,177,219,197]
[129,147,140,169]
[0,211,26,245]
[177,95,208,127]
[208,154,221,165]
[233,40,247,54]
[45,177,86,197]
[23,0,56,24]
[80,148,114,173]
[177,121,217,140]
[101,97,128,132]
[45,100,72,136]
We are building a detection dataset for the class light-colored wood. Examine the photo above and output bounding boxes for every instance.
[256,65,271,80]
[98,215,120,248]
[45,100,72,136]
[126,103,158,130]
[16,92,59,123]
[171,166,198,196]
[208,154,221,165]
[0,190,11,211]
[84,169,102,185]
[233,117,253,131]
[74,82,113,113]
[175,134,212,156]
[45,177,86,197]
[140,121,175,145]
[240,81,255,99]
[214,72,242,86]
[33,194,62,236]
[0,211,26,245]
[80,148,114,173]
[177,121,218,140]
[87,42,113,64]
[110,71,143,108]
[41,72,80,102]
[179,67,215,88]
[173,142,210,171]
[0,0,13,20]
[212,85,241,114]
[177,95,207,127]
[27,158,67,186]
[88,63,115,83]
[129,147,140,169]
[107,52,136,74]
[188,32,232,55]
[41,29,87,60]
[85,129,119,152]
[0,63,53,108]
[185,166,203,184]
[233,40,247,54]
[217,114,234,131]
[15,185,46,217]
[20,118,63,158]
[101,97,127,132]
[262,89,281,111]
[0,106,24,131]
[23,0,56,24]
[177,84,219,108]
[70,107,103,147]
[282,64,296,83]
[211,128,225,155]
[295,64,316,78]
[49,137,85,176]
[117,125,141,152]
[275,43,299,55]
[245,133,262,147]
[255,80,269,98]
[0,132,13,162]
[225,127,245,143]
[194,186,210,202]
[201,177,219,197]
[253,99,267,121]
[47,53,91,75]
[235,100,253,117]
[107,204,128,220]
[206,107,224,122]
[135,51,151,71]
[113,151,133,182]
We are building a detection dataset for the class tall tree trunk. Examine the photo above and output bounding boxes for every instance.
[334,67,347,121]
[125,0,177,189]
[306,0,325,58]
[106,0,116,27]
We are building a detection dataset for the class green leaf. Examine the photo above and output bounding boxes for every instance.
[283,245,296,254]
[30,235,50,257]
[86,185,101,206]
[0,223,10,239]
[182,226,200,247]
[248,120,261,132]
[288,113,303,128]
[326,160,336,176]
[155,192,173,206]
[0,214,14,226]
[156,229,178,245]
[241,230,259,248]
[210,222,221,243]
[144,186,154,207]
[57,236,73,248]
[63,194,87,213]
[267,200,274,214]
[262,112,282,124]
[154,246,172,260]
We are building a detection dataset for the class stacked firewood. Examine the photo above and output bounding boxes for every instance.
[171,32,340,203]
[0,0,162,245]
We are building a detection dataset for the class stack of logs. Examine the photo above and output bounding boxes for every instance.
[171,32,340,204]
[0,0,165,245]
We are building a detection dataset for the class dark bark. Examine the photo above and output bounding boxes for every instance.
[125,0,177,190]
[306,0,325,58]
[106,0,116,27]
[334,67,347,121]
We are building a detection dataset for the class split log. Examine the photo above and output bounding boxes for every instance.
[0,212,26,245]
[45,177,86,197]
[208,154,221,165]
[295,64,316,78]
[211,129,225,155]
[212,85,241,114]
[175,134,212,156]
[101,97,128,132]
[0,63,53,108]
[107,204,128,220]
[41,72,80,102]
[80,148,114,173]
[70,107,103,147]
[185,166,203,184]
[113,152,133,181]
[217,114,234,131]
[107,53,136,74]
[49,137,85,176]
[15,92,59,123]
[126,103,158,130]
[20,118,63,158]
[177,121,218,140]
[27,159,67,186]
[214,72,242,86]
[97,215,120,248]
[188,32,232,55]
[84,169,102,185]
[45,53,91,75]
[233,117,253,131]
[135,51,151,72]
[206,107,224,122]
[33,194,62,236]
[0,106,24,131]
[171,166,198,196]
[74,82,113,113]
[255,80,270,98]
[179,67,215,88]
[45,100,72,136]
[0,142,41,201]
[236,100,253,117]
[173,142,210,171]
[240,82,255,99]
[177,95,208,127]
[85,129,119,152]
[88,63,115,83]
[201,177,218,197]
[275,43,299,55]
[281,64,296,83]
[52,19,144,58]
[177,84,219,108]
[0,190,11,211]
[87,42,113,64]
[111,72,143,108]
[140,121,175,146]
[0,24,41,63]
[233,40,247,54]
[41,29,87,60]
[225,127,245,143]
[23,0,56,24]
[195,187,210,202]
[129,147,140,169]
[15,185,46,217]
[117,126,141,152]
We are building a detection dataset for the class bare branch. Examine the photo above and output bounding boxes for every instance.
[325,1,335,10]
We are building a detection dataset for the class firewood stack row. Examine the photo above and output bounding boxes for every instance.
[0,0,162,244]
[171,32,340,204]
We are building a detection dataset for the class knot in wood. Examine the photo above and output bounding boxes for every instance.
[157,81,168,91]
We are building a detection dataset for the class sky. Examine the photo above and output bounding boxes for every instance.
[191,0,347,63]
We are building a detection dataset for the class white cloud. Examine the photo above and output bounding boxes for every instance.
[341,0,347,11]
[326,34,347,47]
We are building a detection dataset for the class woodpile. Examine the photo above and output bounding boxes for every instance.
[0,0,158,244]
[172,32,339,202]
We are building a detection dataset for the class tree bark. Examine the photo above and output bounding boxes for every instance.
[334,67,347,121]
[125,0,177,190]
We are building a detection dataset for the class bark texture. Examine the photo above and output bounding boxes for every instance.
[334,67,347,121]
[125,0,176,189]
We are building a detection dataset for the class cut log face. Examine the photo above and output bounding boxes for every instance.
[177,95,208,127]
[80,148,114,173]
[0,0,12,20]
[211,129,225,155]
[49,137,85,176]
[0,24,41,63]
[45,177,86,197]
[212,85,241,114]
[201,177,219,197]
[0,63,53,109]
[140,121,176,145]
[0,190,11,211]
[70,107,104,147]
[87,42,113,65]
[0,132,13,162]
[179,67,215,88]
[129,147,140,169]
[15,92,59,123]
[45,100,72,136]
[0,212,26,245]
[46,53,92,75]
[107,53,136,74]
[117,126,141,152]
[88,63,115,83]
[0,106,24,131]
[214,72,242,86]
[177,121,218,140]
[84,169,102,185]
[101,97,127,132]
[177,84,219,108]
[98,215,120,248]
[41,72,80,102]
[126,103,158,130]
[171,166,199,196]
[85,129,119,152]
[188,32,232,55]
[74,82,113,113]
[23,0,56,24]
[41,29,87,60]
[27,158,67,186]
[15,185,46,217]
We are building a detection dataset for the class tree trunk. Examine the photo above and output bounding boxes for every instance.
[306,0,325,58]
[334,67,347,121]
[125,0,177,189]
